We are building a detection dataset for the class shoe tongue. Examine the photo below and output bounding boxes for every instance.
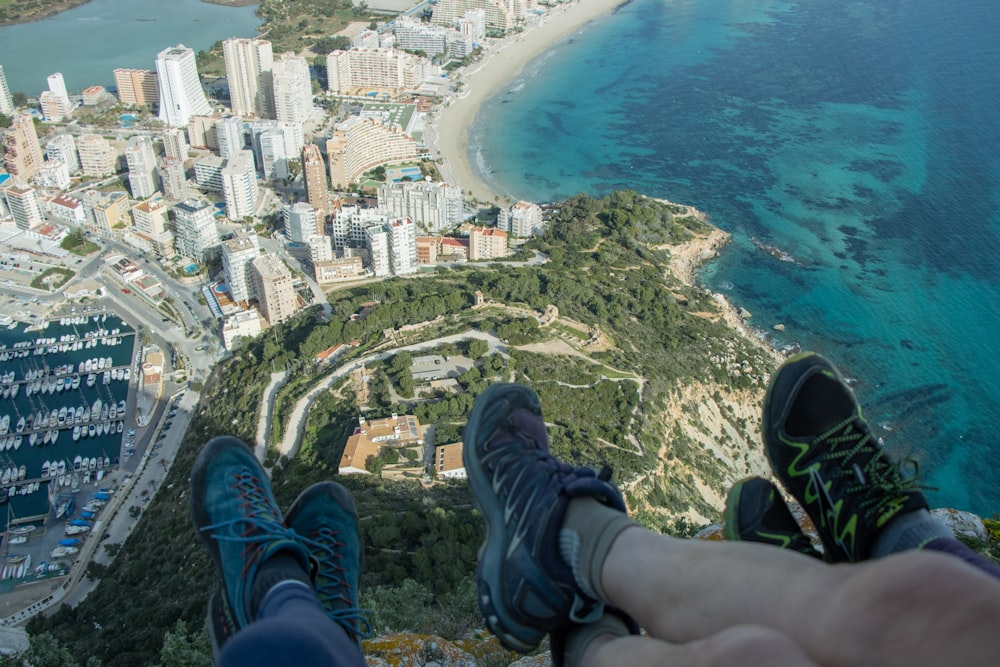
[506,408,549,447]
[786,372,855,437]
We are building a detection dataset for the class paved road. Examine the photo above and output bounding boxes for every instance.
[270,331,506,460]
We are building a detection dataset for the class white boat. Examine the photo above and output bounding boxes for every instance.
[57,461,66,475]
[14,436,22,450]
[64,525,89,535]
[9,536,26,545]
[3,469,12,484]
[116,421,123,434]
[50,429,59,444]
[88,424,96,438]
[86,373,96,388]
[73,455,82,471]
[15,416,25,432]
[72,425,80,441]
[89,458,97,471]
[71,374,80,389]
[18,465,25,480]
[51,546,78,559]
[118,400,127,414]
[103,456,110,468]
[10,525,35,536]
[109,403,117,420]
[29,432,37,447]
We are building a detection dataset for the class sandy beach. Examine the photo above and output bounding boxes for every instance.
[434,0,630,204]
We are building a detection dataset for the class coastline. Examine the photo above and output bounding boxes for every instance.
[434,0,630,203]
[0,0,91,27]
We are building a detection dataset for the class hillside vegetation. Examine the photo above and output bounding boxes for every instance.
[29,192,783,665]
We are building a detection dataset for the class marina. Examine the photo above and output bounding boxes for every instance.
[0,312,136,543]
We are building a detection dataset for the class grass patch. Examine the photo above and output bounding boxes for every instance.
[31,267,73,291]
[61,231,99,256]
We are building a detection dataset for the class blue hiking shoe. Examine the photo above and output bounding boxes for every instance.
[464,383,631,653]
[285,481,371,647]
[190,436,311,633]
[206,587,237,663]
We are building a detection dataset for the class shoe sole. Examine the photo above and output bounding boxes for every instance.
[722,477,753,542]
[463,383,545,653]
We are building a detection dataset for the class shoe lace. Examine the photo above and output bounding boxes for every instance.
[814,415,925,524]
[200,470,298,570]
[296,526,372,641]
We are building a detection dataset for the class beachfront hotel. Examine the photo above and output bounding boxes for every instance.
[155,44,212,127]
[326,48,435,96]
[114,68,160,107]
[377,180,462,233]
[326,116,419,187]
[431,0,515,33]
[330,204,392,250]
[223,37,274,119]
[3,113,44,183]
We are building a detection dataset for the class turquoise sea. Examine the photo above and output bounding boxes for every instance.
[0,315,135,522]
[471,0,1000,516]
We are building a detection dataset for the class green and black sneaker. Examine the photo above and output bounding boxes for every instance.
[724,476,822,559]
[762,352,928,562]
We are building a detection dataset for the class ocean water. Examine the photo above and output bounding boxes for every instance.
[471,0,1000,516]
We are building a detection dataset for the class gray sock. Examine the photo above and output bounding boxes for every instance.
[870,509,954,558]
[559,497,638,602]
[561,612,629,667]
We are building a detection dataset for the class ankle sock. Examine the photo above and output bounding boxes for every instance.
[561,612,629,667]
[249,550,312,618]
[559,497,638,602]
[870,509,953,558]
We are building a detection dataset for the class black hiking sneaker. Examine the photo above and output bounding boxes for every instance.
[285,481,371,647]
[464,383,634,654]
[762,352,928,562]
[724,476,822,559]
[190,436,312,631]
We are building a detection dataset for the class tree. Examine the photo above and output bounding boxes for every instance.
[311,35,351,55]
[157,620,212,667]
[468,338,488,360]
[11,92,27,107]
[0,113,11,128]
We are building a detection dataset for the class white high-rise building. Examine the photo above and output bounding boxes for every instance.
[35,160,71,190]
[250,122,286,180]
[221,150,259,221]
[221,229,260,303]
[216,115,244,159]
[156,45,212,127]
[284,202,318,244]
[387,217,418,275]
[46,73,70,105]
[250,254,297,325]
[0,64,14,115]
[330,205,392,250]
[45,134,80,174]
[4,184,44,230]
[223,37,274,118]
[365,226,391,277]
[173,197,220,262]
[271,53,312,125]
[498,200,544,237]
[377,181,462,233]
[163,127,189,161]
[326,48,433,95]
[126,135,159,199]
